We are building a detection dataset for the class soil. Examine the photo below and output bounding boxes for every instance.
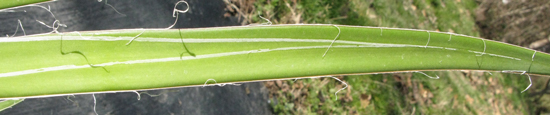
[0,0,272,115]
[476,0,550,51]
[475,1,550,114]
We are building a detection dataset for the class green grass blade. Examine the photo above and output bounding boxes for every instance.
[0,99,24,112]
[0,24,548,99]
[0,0,52,10]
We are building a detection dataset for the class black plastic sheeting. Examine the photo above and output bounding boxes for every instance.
[0,0,272,115]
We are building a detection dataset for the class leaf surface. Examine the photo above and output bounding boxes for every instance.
[0,24,548,99]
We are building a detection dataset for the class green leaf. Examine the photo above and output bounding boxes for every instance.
[0,99,24,112]
[0,24,548,99]
[0,0,52,10]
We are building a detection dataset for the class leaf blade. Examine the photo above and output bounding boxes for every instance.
[0,25,548,99]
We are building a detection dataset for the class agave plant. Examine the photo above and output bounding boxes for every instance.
[1,0,549,113]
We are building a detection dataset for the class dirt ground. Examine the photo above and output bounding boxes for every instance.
[476,0,550,51]
[475,0,550,114]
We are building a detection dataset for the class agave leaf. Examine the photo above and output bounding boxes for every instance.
[0,24,548,99]
[0,0,52,10]
[0,99,24,112]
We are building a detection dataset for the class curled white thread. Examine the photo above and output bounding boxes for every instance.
[36,20,66,34]
[476,39,486,56]
[448,32,452,41]
[425,31,430,48]
[92,94,98,115]
[28,5,56,19]
[322,25,341,57]
[520,71,532,93]
[133,91,141,100]
[125,30,145,45]
[98,0,126,16]
[521,50,537,93]
[202,79,240,87]
[139,92,161,97]
[66,95,76,103]
[203,79,217,87]
[532,50,537,61]
[9,20,20,37]
[521,74,532,93]
[28,5,66,34]
[167,1,190,29]
[330,76,348,100]
[172,1,190,17]
[416,71,439,79]
[9,19,26,37]
[36,20,51,28]
[259,15,272,25]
